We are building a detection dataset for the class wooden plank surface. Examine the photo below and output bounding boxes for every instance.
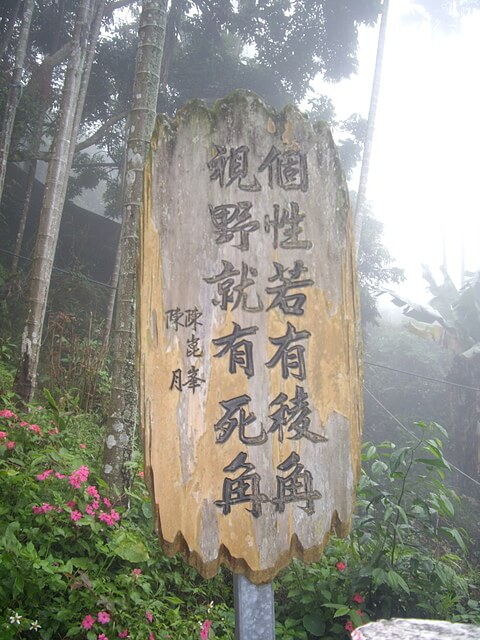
[138,90,363,583]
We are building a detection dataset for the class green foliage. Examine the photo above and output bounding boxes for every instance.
[275,423,479,638]
[1,394,478,639]
[357,211,404,326]
[0,399,234,639]
[0,337,16,403]
[364,320,451,442]
[41,311,110,414]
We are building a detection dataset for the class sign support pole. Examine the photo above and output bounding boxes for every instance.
[234,574,276,640]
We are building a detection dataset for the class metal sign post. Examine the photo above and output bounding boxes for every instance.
[234,574,275,640]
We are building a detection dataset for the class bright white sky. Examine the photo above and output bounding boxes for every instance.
[314,1,480,300]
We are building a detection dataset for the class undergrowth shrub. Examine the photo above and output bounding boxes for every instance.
[0,392,478,640]
[0,397,234,640]
[274,422,480,639]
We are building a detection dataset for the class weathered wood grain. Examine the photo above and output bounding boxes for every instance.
[138,90,363,583]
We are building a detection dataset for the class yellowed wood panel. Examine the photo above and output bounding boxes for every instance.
[138,90,363,584]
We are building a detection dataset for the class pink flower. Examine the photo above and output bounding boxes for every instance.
[85,504,96,517]
[6,441,15,449]
[344,620,354,632]
[132,568,142,577]
[69,465,90,488]
[0,409,17,419]
[81,614,96,630]
[97,611,110,624]
[79,443,87,449]
[36,469,54,481]
[70,510,83,521]
[103,497,112,508]
[19,421,29,427]
[32,503,54,514]
[109,509,120,522]
[0,431,7,439]
[200,619,212,640]
[118,631,129,638]
[87,485,100,498]
[137,471,144,478]
[335,561,347,571]
[66,501,77,508]
[352,593,364,604]
[55,472,67,479]
[29,424,42,434]
[48,427,59,435]
[145,610,154,623]
[91,499,100,510]
[148,633,155,640]
[98,634,108,640]
[356,610,365,616]
[98,510,120,526]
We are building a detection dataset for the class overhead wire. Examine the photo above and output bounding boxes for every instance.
[365,359,480,393]
[364,386,480,488]
[0,247,116,289]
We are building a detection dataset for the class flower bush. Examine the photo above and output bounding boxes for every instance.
[1,388,479,640]
[0,397,234,640]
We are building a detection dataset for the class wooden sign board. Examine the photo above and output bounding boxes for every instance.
[139,90,363,584]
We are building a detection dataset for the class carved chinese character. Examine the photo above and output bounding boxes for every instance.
[209,201,260,251]
[213,322,259,378]
[269,386,327,443]
[186,333,203,358]
[264,202,312,250]
[214,394,267,445]
[258,145,308,191]
[271,452,321,515]
[185,366,205,393]
[169,367,205,393]
[207,145,261,191]
[215,452,268,518]
[266,260,313,316]
[204,260,263,312]
[183,307,203,331]
[266,321,311,380]
[165,308,184,330]
[170,368,183,391]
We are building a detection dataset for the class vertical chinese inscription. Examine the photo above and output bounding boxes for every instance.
[139,92,362,583]
[205,142,325,518]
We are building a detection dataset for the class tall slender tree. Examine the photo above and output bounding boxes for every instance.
[15,0,105,403]
[103,0,168,496]
[0,0,35,204]
[354,0,389,254]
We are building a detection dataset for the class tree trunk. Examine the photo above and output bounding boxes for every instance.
[0,0,35,205]
[11,156,36,273]
[15,0,104,403]
[103,0,168,497]
[0,0,21,61]
[354,0,389,254]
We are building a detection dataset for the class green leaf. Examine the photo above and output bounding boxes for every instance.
[43,388,59,413]
[333,606,350,618]
[109,530,150,563]
[141,500,152,518]
[71,557,91,569]
[441,527,467,554]
[387,570,410,594]
[430,493,455,518]
[416,457,450,470]
[371,460,388,476]
[303,613,325,637]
